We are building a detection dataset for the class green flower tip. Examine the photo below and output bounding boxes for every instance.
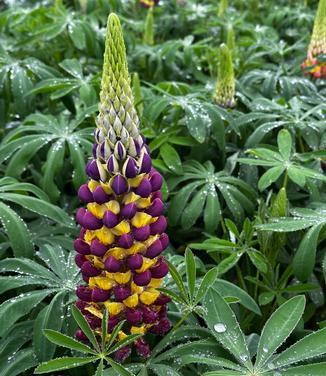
[97,13,140,145]
[214,44,235,108]
[308,0,326,56]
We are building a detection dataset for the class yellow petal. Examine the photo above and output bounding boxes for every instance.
[136,198,151,209]
[131,212,153,228]
[123,293,139,308]
[95,227,115,245]
[143,235,159,248]
[118,331,127,341]
[111,220,130,236]
[123,192,140,204]
[136,257,156,273]
[87,203,107,219]
[105,247,126,261]
[128,242,146,255]
[89,276,115,290]
[148,278,163,288]
[140,289,160,305]
[84,230,96,244]
[100,182,113,194]
[106,200,120,215]
[130,325,146,335]
[131,281,144,294]
[104,302,124,316]
[128,174,145,188]
[114,270,132,284]
[88,180,100,192]
[85,305,103,319]
[93,257,105,269]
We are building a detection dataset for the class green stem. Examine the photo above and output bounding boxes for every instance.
[172,310,191,332]
[236,264,247,291]
[282,171,288,189]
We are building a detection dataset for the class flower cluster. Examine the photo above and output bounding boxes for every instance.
[214,43,236,108]
[301,0,326,79]
[140,0,159,8]
[74,13,171,362]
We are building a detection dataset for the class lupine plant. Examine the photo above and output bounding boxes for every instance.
[73,13,171,362]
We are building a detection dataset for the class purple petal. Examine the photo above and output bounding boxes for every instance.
[76,208,86,226]
[121,203,137,219]
[139,153,152,174]
[115,346,131,363]
[74,238,91,255]
[160,233,169,250]
[133,270,152,286]
[125,308,142,325]
[145,239,163,258]
[142,306,158,324]
[81,261,102,277]
[75,254,87,268]
[83,211,103,230]
[150,216,167,235]
[150,171,163,191]
[76,285,92,302]
[103,210,119,228]
[91,287,110,302]
[133,225,150,241]
[93,186,110,204]
[126,254,143,270]
[122,157,137,178]
[114,285,131,301]
[135,178,151,198]
[145,198,164,217]
[105,256,121,272]
[117,234,134,248]
[150,258,169,278]
[154,293,171,305]
[90,239,107,257]
[78,184,93,203]
[111,175,128,195]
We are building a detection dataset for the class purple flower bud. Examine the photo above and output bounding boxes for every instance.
[76,285,92,302]
[117,233,134,248]
[82,274,90,283]
[114,285,131,301]
[105,256,121,272]
[87,160,100,180]
[135,178,151,198]
[154,293,171,305]
[140,153,152,173]
[111,175,128,195]
[142,306,158,324]
[75,254,87,268]
[150,318,171,336]
[107,155,118,174]
[76,208,86,226]
[81,261,101,277]
[115,346,131,363]
[160,233,169,250]
[108,316,119,332]
[158,305,167,318]
[150,258,169,278]
[150,216,167,235]
[135,338,151,358]
[87,314,102,329]
[133,225,150,241]
[75,300,88,314]
[145,239,163,258]
[133,270,152,286]
[75,329,88,341]
[115,141,126,160]
[133,138,141,155]
[103,210,119,228]
[74,239,91,255]
[152,191,163,201]
[90,239,107,257]
[79,227,86,239]
[92,143,97,158]
[126,254,143,270]
[78,184,93,203]
[125,308,142,325]
[123,157,137,178]
[83,211,103,230]
[93,186,110,204]
[150,171,163,191]
[91,287,110,302]
[145,198,164,217]
[121,203,137,219]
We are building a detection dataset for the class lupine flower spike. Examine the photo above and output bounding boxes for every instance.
[214,44,236,108]
[74,13,171,362]
[301,0,326,79]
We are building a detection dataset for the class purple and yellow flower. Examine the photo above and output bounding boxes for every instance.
[74,13,171,361]
[140,0,159,8]
[301,0,326,79]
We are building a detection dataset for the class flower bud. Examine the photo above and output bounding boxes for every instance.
[154,293,171,305]
[125,308,142,325]
[75,329,88,341]
[81,261,102,277]
[114,285,131,301]
[76,286,92,302]
[126,254,143,270]
[115,346,131,363]
[145,239,163,258]
[142,306,158,324]
[133,225,150,241]
[122,157,137,178]
[150,216,167,235]
[107,155,119,174]
[93,186,110,204]
[108,316,119,332]
[160,233,169,249]
[105,256,121,272]
[103,210,119,228]
[86,160,101,180]
[83,211,103,230]
[75,254,87,268]
[150,171,163,191]
[111,175,128,195]
[90,239,108,257]
[149,317,171,336]
[133,270,152,286]
[145,198,164,217]
[139,152,152,173]
[150,258,168,278]
[117,233,134,248]
[78,184,93,203]
[135,338,151,358]
[135,178,151,198]
[74,238,90,254]
[91,287,111,302]
[76,208,86,226]
[121,203,137,219]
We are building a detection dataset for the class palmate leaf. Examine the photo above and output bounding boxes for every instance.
[255,296,305,369]
[1,349,38,376]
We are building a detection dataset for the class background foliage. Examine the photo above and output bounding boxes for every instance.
[0,0,326,375]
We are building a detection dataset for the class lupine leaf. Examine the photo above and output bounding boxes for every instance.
[185,248,196,302]
[34,356,97,373]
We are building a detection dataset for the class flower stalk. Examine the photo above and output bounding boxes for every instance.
[301,0,326,78]
[74,13,171,362]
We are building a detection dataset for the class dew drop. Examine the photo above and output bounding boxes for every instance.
[214,323,226,333]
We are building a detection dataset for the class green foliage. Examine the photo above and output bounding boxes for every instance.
[0,1,326,375]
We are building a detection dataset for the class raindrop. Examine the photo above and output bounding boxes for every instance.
[214,323,226,333]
